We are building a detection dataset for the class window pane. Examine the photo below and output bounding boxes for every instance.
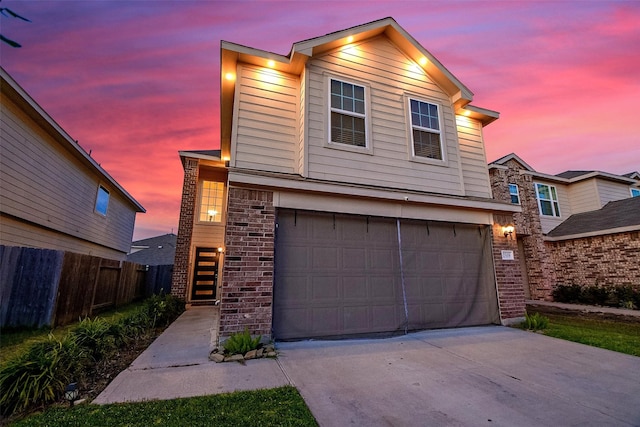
[539,200,553,216]
[410,99,439,131]
[355,99,365,114]
[413,129,442,160]
[354,85,364,100]
[509,184,520,204]
[332,112,365,147]
[95,186,109,216]
[344,83,353,98]
[331,79,341,95]
[331,94,341,109]
[199,181,224,222]
[536,184,550,200]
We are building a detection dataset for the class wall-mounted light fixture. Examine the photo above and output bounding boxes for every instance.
[502,225,515,239]
[217,247,224,253]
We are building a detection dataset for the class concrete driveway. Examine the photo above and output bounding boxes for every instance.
[277,326,640,426]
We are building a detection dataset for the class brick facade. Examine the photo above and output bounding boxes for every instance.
[171,158,199,300]
[489,160,556,300]
[549,231,640,290]
[218,187,275,342]
[491,214,526,323]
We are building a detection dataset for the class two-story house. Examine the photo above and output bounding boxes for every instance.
[173,18,526,342]
[0,67,145,261]
[489,153,640,300]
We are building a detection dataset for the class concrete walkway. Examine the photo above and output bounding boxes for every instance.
[93,307,289,404]
[95,306,640,426]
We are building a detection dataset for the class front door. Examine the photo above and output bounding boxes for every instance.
[191,247,219,301]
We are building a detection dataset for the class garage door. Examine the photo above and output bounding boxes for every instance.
[273,209,499,340]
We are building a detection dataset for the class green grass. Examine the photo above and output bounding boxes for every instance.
[1,302,144,366]
[531,312,640,357]
[11,386,317,427]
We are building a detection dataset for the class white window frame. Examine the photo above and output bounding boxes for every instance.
[198,180,225,223]
[631,188,640,198]
[95,185,110,216]
[509,183,520,205]
[535,182,561,217]
[406,96,446,164]
[326,76,372,154]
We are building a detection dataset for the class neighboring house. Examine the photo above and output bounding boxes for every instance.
[0,67,145,260]
[489,153,640,300]
[127,233,177,266]
[173,18,526,342]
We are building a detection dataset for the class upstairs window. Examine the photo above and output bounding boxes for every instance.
[95,185,110,216]
[631,188,640,197]
[409,98,443,160]
[535,183,560,217]
[199,181,224,222]
[330,79,367,147]
[509,184,520,204]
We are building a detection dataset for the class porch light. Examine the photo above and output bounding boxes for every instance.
[224,72,235,81]
[217,247,224,253]
[502,225,515,238]
[419,57,427,66]
[64,382,78,406]
[267,59,275,68]
[347,35,354,43]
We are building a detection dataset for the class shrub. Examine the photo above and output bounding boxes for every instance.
[0,334,87,416]
[223,328,262,355]
[142,293,185,329]
[581,285,609,306]
[72,317,116,361]
[552,284,582,303]
[522,312,549,331]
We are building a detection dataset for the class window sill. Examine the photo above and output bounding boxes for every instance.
[325,141,373,155]
[408,155,447,167]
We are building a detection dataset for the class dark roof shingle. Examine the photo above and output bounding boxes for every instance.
[547,197,640,238]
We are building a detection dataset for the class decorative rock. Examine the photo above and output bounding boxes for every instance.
[245,349,257,360]
[209,352,225,363]
[224,354,245,362]
[257,348,264,358]
[265,344,275,353]
[266,351,276,357]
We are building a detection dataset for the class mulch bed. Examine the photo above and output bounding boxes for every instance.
[527,303,640,324]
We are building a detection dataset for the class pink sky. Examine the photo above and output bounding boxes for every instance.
[2,1,639,240]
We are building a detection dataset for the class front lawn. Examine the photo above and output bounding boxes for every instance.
[11,386,317,427]
[528,311,640,357]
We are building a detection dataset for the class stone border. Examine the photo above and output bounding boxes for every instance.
[209,344,277,363]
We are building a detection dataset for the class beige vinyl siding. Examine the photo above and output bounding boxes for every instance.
[566,179,600,214]
[456,116,491,198]
[232,64,299,173]
[305,36,464,195]
[536,181,571,234]
[0,215,125,259]
[190,224,225,247]
[1,97,136,255]
[596,179,633,205]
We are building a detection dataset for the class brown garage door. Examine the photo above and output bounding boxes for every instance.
[273,209,499,340]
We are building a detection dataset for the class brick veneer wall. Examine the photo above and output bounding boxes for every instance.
[218,187,275,342]
[549,231,640,289]
[171,158,199,300]
[489,160,556,300]
[491,214,526,323]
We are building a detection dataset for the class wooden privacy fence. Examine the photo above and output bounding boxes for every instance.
[1,245,150,328]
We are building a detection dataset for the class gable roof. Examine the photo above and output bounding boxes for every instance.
[127,233,176,265]
[220,17,499,157]
[488,153,535,172]
[623,172,640,179]
[1,67,145,213]
[546,197,640,240]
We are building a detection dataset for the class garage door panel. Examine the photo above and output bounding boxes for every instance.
[343,276,367,299]
[273,209,499,339]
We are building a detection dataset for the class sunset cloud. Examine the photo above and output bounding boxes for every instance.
[3,0,638,239]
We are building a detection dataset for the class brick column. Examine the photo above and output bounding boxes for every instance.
[489,162,557,300]
[171,158,199,300]
[218,187,275,342]
[492,214,526,324]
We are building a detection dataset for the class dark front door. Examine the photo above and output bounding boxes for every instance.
[191,247,219,301]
